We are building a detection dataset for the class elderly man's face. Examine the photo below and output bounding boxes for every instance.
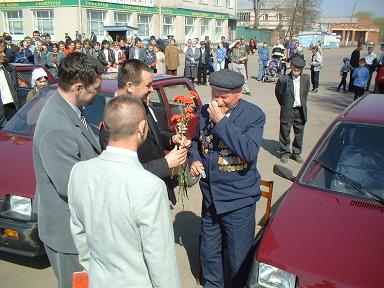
[211,88,241,114]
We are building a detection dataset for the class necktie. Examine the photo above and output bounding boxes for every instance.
[80,110,89,131]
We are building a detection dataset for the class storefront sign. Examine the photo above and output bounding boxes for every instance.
[89,0,153,7]
[0,0,76,8]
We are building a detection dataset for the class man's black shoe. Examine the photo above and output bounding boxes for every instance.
[280,154,289,164]
[291,154,304,164]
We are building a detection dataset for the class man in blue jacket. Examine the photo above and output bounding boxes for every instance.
[189,69,266,288]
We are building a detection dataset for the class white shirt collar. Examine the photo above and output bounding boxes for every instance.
[62,96,81,119]
[106,146,138,158]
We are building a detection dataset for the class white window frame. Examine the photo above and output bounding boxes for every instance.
[260,14,269,21]
[185,17,196,40]
[215,19,224,42]
[4,11,24,36]
[114,12,131,26]
[277,13,283,21]
[226,0,231,8]
[137,14,152,38]
[213,0,221,6]
[33,10,54,36]
[163,15,175,38]
[201,19,211,38]
[87,10,105,38]
[198,0,208,4]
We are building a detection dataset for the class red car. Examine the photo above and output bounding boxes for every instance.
[0,75,202,257]
[247,94,384,287]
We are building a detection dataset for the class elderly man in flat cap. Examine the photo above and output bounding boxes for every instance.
[189,69,266,288]
[275,56,310,164]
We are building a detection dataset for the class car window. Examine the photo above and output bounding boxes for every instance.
[163,84,198,116]
[148,89,168,131]
[300,122,384,200]
[17,70,55,88]
[4,87,112,137]
[4,86,56,136]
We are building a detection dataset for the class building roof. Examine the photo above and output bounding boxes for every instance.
[320,16,358,24]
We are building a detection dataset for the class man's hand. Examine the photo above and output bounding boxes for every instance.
[172,134,192,149]
[190,161,204,177]
[207,101,225,124]
[165,146,188,169]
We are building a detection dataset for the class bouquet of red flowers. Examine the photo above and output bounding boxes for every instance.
[170,91,198,206]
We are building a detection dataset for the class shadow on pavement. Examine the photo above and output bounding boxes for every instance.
[174,210,201,279]
[309,86,353,114]
[0,251,50,269]
[261,138,280,159]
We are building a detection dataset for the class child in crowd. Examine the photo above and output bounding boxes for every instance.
[352,58,369,101]
[216,42,226,71]
[337,57,352,92]
[26,68,48,102]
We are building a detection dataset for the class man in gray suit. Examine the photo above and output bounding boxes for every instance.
[33,52,103,288]
[68,95,181,288]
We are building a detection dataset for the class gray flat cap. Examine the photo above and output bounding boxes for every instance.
[209,69,244,91]
[290,56,306,68]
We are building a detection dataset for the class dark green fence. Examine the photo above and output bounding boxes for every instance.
[236,27,272,45]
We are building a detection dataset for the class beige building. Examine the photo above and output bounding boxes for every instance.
[0,0,237,43]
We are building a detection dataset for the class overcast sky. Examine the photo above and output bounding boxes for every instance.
[321,0,384,17]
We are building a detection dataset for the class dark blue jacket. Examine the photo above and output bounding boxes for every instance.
[188,99,265,214]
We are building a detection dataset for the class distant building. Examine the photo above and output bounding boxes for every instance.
[0,0,237,43]
[319,17,380,46]
[237,1,290,37]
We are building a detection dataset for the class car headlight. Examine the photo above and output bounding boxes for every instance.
[10,195,32,217]
[258,262,296,288]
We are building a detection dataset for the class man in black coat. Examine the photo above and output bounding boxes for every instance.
[197,41,210,85]
[275,56,310,164]
[99,59,190,204]
[0,41,20,125]
[348,42,364,92]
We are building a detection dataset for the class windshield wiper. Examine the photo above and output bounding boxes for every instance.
[312,159,384,206]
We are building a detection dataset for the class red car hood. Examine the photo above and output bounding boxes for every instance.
[0,131,35,199]
[256,184,384,287]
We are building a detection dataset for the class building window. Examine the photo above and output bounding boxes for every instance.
[198,0,208,4]
[215,20,224,42]
[226,0,231,8]
[137,14,152,37]
[213,0,221,6]
[237,12,251,22]
[87,11,105,37]
[277,13,283,21]
[4,11,23,36]
[163,16,175,38]
[33,10,54,35]
[201,19,210,38]
[185,17,196,39]
[260,14,268,21]
[114,12,130,26]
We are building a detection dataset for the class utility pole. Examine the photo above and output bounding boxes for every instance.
[345,2,357,46]
[253,0,260,29]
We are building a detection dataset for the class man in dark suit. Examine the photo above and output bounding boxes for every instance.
[189,69,266,288]
[33,53,103,288]
[0,41,20,124]
[100,59,189,204]
[128,38,145,62]
[197,41,210,85]
[275,56,310,164]
[349,42,364,92]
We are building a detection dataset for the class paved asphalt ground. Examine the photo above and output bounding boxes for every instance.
[0,46,380,288]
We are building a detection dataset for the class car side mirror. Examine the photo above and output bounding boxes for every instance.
[273,164,296,182]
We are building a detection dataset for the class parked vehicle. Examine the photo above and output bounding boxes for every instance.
[0,75,202,257]
[247,94,384,288]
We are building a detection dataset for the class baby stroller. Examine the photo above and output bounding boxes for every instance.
[263,59,281,82]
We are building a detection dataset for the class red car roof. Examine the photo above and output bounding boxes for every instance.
[339,94,384,125]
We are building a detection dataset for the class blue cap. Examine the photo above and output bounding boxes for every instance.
[343,57,350,63]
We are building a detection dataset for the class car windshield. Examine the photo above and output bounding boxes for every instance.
[4,86,112,137]
[300,122,384,203]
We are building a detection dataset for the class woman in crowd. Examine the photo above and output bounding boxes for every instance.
[97,40,116,72]
[80,39,96,57]
[184,39,200,84]
[154,44,166,74]
[74,40,82,52]
[14,40,34,64]
[143,43,157,72]
[112,41,126,69]
[47,43,64,78]
[64,41,76,55]
[165,38,180,75]
[58,41,66,54]
[310,45,323,93]
[249,37,256,55]
[26,68,49,102]
[216,42,226,71]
